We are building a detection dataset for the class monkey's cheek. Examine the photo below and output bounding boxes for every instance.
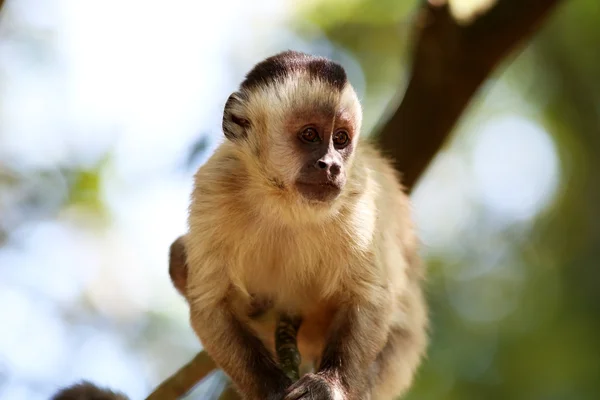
[294,182,342,203]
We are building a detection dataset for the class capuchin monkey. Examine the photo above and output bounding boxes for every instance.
[181,50,428,400]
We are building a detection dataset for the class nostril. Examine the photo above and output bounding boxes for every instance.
[330,163,341,175]
[316,160,328,170]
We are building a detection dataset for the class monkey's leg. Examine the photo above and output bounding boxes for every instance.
[285,292,391,400]
[367,327,426,400]
[370,285,428,400]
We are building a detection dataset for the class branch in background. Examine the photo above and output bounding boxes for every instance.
[377,0,563,193]
[217,385,241,400]
[145,352,217,400]
[149,0,563,398]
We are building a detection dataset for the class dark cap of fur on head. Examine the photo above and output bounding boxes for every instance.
[241,50,347,91]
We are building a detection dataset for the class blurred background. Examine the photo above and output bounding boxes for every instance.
[0,0,598,399]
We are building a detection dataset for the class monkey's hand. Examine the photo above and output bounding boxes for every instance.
[283,372,345,400]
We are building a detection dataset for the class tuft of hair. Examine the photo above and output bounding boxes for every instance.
[50,381,128,400]
[241,50,347,91]
[222,50,360,144]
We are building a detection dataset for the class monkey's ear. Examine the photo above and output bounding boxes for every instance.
[223,92,250,141]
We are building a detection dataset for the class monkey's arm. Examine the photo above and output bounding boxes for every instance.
[190,300,293,400]
[167,235,304,400]
[187,252,292,400]
[286,287,391,400]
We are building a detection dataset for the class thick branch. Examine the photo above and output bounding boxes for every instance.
[377,0,563,193]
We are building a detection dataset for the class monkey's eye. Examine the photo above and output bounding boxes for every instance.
[333,130,349,147]
[299,127,320,143]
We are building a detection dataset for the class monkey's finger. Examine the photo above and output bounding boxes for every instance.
[283,385,309,400]
[284,377,336,400]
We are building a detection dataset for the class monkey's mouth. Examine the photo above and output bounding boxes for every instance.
[295,181,342,203]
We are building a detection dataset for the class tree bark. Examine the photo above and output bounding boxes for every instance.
[378,0,563,193]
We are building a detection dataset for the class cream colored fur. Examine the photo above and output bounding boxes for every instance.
[184,73,427,399]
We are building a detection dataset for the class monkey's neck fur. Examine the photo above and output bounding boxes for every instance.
[186,137,405,312]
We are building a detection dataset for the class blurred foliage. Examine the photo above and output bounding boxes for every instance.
[66,168,102,211]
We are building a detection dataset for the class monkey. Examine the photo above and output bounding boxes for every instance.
[50,381,128,400]
[172,235,276,319]
[181,50,428,400]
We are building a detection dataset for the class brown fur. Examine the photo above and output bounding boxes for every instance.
[50,381,128,400]
[183,51,428,399]
[169,235,188,298]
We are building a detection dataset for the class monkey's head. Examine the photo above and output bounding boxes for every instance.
[223,51,363,215]
[50,381,128,400]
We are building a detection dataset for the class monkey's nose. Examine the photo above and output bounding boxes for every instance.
[316,160,328,170]
[314,159,341,177]
[329,163,341,176]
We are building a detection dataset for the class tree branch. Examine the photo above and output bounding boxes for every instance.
[145,352,216,400]
[151,0,563,398]
[377,0,563,193]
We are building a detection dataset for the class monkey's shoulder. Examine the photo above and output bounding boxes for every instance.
[191,145,246,194]
[355,139,407,192]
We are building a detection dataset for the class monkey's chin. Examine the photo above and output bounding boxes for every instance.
[295,181,342,204]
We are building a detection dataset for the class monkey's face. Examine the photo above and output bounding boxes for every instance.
[256,79,362,208]
[286,107,355,203]
[224,82,362,209]
[222,51,362,211]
